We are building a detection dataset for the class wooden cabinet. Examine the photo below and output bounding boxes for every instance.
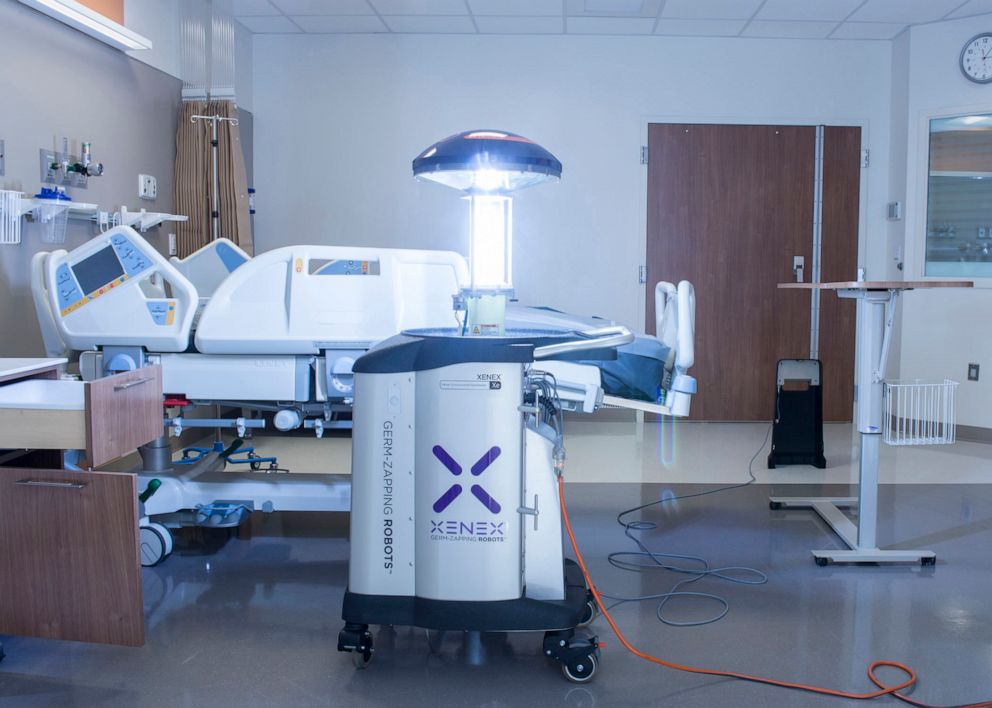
[0,361,164,646]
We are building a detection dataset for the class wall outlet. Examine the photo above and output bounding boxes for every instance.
[168,232,177,256]
[968,363,980,382]
[139,173,157,200]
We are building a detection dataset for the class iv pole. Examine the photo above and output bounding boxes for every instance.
[190,113,239,242]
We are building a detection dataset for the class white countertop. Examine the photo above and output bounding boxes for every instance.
[0,357,67,380]
[0,379,85,411]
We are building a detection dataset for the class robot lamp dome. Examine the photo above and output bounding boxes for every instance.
[413,130,562,336]
[412,130,562,194]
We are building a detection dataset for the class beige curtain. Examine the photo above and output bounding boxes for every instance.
[174,100,253,258]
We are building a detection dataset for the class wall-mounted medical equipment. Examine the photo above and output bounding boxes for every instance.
[0,188,99,246]
[41,138,104,189]
[413,130,562,336]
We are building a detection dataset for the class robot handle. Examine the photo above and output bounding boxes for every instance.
[533,325,634,359]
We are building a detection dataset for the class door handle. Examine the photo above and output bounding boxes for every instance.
[792,256,805,283]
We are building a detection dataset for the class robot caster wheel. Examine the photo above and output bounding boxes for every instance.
[139,522,173,567]
[351,646,374,669]
[769,501,783,510]
[544,631,600,684]
[562,653,598,683]
[339,623,374,670]
[576,597,599,628]
[921,556,936,567]
[814,557,830,567]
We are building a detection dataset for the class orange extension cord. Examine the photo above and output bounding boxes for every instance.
[556,476,992,708]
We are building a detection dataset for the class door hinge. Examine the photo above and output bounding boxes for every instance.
[861,148,870,168]
[640,145,648,165]
[638,265,647,284]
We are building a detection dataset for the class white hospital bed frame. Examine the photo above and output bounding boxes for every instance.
[32,226,695,536]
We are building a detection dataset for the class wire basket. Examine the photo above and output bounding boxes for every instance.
[883,379,958,446]
[0,189,22,245]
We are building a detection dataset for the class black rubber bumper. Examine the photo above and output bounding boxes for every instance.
[342,559,589,632]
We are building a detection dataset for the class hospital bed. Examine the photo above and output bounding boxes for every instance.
[31,226,695,559]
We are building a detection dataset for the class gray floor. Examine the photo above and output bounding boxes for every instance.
[2,482,992,707]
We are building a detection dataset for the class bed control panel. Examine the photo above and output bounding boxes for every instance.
[46,225,197,353]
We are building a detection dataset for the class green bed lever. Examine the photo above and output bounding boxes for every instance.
[139,478,162,504]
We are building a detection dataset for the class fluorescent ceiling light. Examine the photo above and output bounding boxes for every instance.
[17,0,153,51]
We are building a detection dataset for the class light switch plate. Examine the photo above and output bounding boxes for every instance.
[968,363,980,382]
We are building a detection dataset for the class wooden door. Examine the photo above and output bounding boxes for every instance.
[0,467,144,646]
[645,123,859,421]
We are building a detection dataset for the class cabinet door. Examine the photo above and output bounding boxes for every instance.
[0,467,143,646]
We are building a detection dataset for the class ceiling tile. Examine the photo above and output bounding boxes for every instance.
[270,0,374,15]
[948,0,992,18]
[566,16,655,32]
[369,0,468,14]
[757,0,864,22]
[742,20,838,38]
[467,0,562,16]
[233,0,280,16]
[475,15,564,33]
[654,18,746,35]
[381,14,478,31]
[292,14,389,31]
[236,15,302,32]
[662,0,763,20]
[831,21,906,39]
[565,0,663,16]
[849,0,966,23]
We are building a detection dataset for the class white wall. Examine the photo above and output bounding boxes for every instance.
[896,14,992,429]
[125,0,181,78]
[252,34,893,330]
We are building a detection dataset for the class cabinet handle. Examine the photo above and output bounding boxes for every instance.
[15,479,88,489]
[114,377,152,392]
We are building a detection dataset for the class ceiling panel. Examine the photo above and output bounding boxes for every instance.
[236,15,301,31]
[233,0,280,16]
[565,0,663,17]
[742,20,838,38]
[757,0,864,22]
[467,0,563,16]
[475,16,564,33]
[566,16,655,32]
[654,18,746,35]
[830,21,906,39]
[381,14,478,31]
[662,0,763,20]
[293,14,388,31]
[849,0,966,24]
[270,0,374,15]
[369,0,468,15]
[947,0,992,18]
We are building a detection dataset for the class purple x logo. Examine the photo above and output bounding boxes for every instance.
[431,444,502,514]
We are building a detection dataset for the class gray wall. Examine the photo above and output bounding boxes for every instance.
[0,0,181,357]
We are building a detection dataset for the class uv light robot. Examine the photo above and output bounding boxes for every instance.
[338,131,693,682]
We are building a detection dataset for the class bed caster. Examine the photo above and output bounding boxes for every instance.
[576,598,599,628]
[544,630,600,684]
[769,501,783,510]
[921,556,936,567]
[338,623,374,669]
[814,557,830,567]
[139,522,173,567]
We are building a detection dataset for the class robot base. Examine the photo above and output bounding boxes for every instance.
[338,560,600,682]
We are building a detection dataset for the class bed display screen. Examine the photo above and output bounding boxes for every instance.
[73,246,125,294]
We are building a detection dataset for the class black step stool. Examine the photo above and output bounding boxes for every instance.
[767,359,826,469]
